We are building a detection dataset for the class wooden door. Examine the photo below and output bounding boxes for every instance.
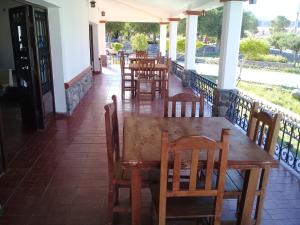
[9,6,40,129]
[31,6,55,129]
[89,24,94,70]
[10,5,54,129]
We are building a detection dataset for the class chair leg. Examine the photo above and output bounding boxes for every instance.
[107,190,114,225]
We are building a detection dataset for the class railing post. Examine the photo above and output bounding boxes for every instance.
[182,69,195,87]
[212,88,238,117]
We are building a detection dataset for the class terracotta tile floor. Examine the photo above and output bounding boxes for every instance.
[0,65,299,225]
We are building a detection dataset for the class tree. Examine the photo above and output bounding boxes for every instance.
[270,16,290,33]
[128,22,159,42]
[285,33,300,66]
[239,38,270,59]
[178,19,186,36]
[198,8,223,42]
[268,32,288,53]
[106,22,125,40]
[241,11,258,37]
[176,37,203,53]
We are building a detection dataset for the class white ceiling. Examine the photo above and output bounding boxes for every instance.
[95,0,223,22]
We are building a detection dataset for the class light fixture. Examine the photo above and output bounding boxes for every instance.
[101,11,105,16]
[249,0,257,4]
[90,0,96,8]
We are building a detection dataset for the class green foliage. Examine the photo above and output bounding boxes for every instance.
[176,37,204,53]
[268,32,289,52]
[112,42,123,52]
[131,33,148,51]
[270,16,290,33]
[249,54,287,63]
[198,8,223,42]
[240,38,270,59]
[285,33,300,65]
[241,11,258,37]
[178,19,186,36]
[106,22,125,39]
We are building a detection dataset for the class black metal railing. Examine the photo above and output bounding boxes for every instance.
[171,61,300,173]
[171,61,184,80]
[226,91,300,173]
[190,71,217,104]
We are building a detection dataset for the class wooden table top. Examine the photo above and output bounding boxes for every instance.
[122,117,278,169]
[128,63,168,70]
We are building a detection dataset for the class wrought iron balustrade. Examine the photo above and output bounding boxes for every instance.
[171,61,300,173]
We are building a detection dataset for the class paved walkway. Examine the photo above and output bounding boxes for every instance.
[0,66,299,225]
[188,62,300,88]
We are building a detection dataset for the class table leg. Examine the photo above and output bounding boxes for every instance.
[237,168,260,225]
[131,70,135,98]
[131,166,142,225]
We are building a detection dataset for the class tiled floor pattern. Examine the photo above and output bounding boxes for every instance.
[0,65,299,225]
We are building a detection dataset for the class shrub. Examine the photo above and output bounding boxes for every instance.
[240,38,270,59]
[112,42,123,52]
[249,54,288,63]
[131,33,148,51]
[176,37,204,53]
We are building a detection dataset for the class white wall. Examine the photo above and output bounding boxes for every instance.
[48,7,67,113]
[26,0,91,113]
[0,0,23,69]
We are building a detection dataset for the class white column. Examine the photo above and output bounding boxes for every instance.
[98,21,106,56]
[218,1,243,89]
[169,20,178,60]
[184,14,198,70]
[159,23,168,56]
[92,23,100,72]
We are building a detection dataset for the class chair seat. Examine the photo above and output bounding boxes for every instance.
[151,183,215,219]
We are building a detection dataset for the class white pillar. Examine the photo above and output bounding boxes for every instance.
[98,21,106,56]
[184,13,198,70]
[159,23,168,56]
[218,1,243,89]
[92,23,100,72]
[98,20,107,66]
[169,20,179,60]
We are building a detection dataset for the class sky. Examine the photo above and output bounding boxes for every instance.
[243,0,300,21]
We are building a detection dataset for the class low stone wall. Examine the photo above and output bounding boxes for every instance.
[242,60,294,69]
[65,67,93,115]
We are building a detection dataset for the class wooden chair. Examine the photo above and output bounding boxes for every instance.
[120,52,136,99]
[154,58,170,98]
[136,59,156,100]
[136,50,148,59]
[104,95,154,225]
[151,129,230,225]
[224,102,282,225]
[164,92,205,117]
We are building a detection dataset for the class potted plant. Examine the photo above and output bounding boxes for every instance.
[130,33,148,51]
[112,42,124,53]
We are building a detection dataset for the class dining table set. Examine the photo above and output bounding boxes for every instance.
[120,51,170,100]
[105,52,282,225]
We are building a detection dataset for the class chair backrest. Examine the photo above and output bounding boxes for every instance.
[136,50,148,59]
[137,59,156,78]
[104,95,120,181]
[159,129,230,224]
[247,102,282,156]
[164,92,205,117]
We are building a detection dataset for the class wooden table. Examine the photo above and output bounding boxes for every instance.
[128,63,168,98]
[122,116,278,225]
